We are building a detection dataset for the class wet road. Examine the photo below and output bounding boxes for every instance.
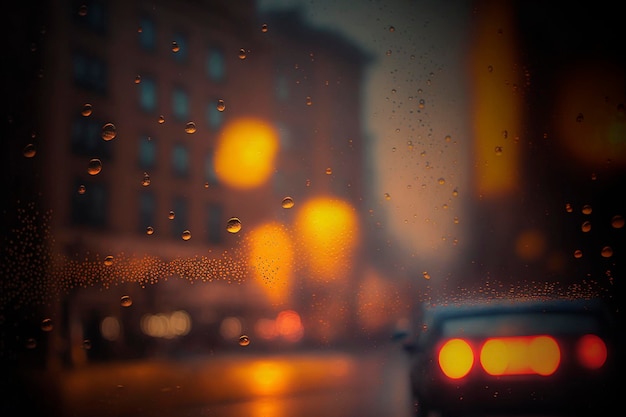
[45,343,414,417]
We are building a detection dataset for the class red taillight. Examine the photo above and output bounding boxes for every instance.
[438,338,474,379]
[480,335,560,376]
[576,334,607,370]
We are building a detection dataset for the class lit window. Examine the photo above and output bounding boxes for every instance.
[139,77,157,112]
[206,101,224,130]
[204,152,219,185]
[138,16,156,51]
[138,135,156,169]
[172,87,189,120]
[172,143,188,177]
[172,32,188,62]
[206,48,225,81]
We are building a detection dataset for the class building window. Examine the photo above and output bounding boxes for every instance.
[207,203,222,244]
[206,48,225,81]
[72,0,107,35]
[139,77,157,113]
[172,87,189,121]
[206,101,223,130]
[71,180,107,227]
[71,117,111,159]
[204,152,219,185]
[172,143,189,177]
[171,196,188,238]
[172,32,188,63]
[275,74,289,101]
[138,190,155,232]
[138,135,156,169]
[138,16,156,51]
[72,51,107,94]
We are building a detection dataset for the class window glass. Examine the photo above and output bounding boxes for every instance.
[138,135,156,169]
[206,48,225,81]
[172,143,189,176]
[138,16,156,51]
[139,77,157,112]
[72,52,107,93]
[172,87,189,120]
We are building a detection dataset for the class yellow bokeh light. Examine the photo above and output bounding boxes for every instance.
[294,196,359,281]
[214,117,279,189]
[248,222,294,304]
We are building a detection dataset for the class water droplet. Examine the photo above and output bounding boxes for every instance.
[452,188,459,197]
[203,182,209,189]
[101,123,116,141]
[306,96,313,106]
[168,211,175,220]
[134,75,141,84]
[384,193,391,201]
[261,23,268,33]
[78,184,86,194]
[582,204,592,215]
[576,112,584,122]
[325,167,332,175]
[78,5,87,16]
[226,217,242,234]
[238,335,250,346]
[23,144,36,158]
[601,246,613,258]
[418,99,425,109]
[487,65,493,73]
[238,48,247,59]
[87,158,102,175]
[422,271,431,280]
[494,146,503,155]
[182,230,192,241]
[281,197,295,209]
[141,172,151,186]
[574,249,583,259]
[611,215,624,229]
[445,135,452,142]
[171,41,180,53]
[120,295,133,307]
[158,115,165,124]
[565,203,573,213]
[389,26,395,32]
[81,103,93,116]
[104,255,114,266]
[146,226,154,235]
[217,99,226,112]
[185,121,196,134]
[25,338,37,349]
[82,339,92,350]
[438,178,445,185]
[581,221,591,233]
[305,179,311,187]
[41,318,53,332]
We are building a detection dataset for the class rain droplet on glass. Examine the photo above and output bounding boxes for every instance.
[238,48,247,59]
[217,99,226,112]
[172,41,180,53]
[281,196,295,209]
[141,172,151,186]
[134,75,141,84]
[185,121,197,134]
[239,335,250,346]
[120,295,133,307]
[82,103,93,116]
[104,255,114,266]
[611,215,624,229]
[158,115,165,124]
[146,226,154,235]
[168,211,175,220]
[182,230,192,241]
[101,123,116,141]
[23,144,36,158]
[227,217,242,234]
[261,23,268,32]
[41,318,53,332]
[87,158,102,175]
[78,184,86,194]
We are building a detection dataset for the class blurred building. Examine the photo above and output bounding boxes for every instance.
[26,0,371,361]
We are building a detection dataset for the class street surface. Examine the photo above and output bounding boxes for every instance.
[43,343,414,417]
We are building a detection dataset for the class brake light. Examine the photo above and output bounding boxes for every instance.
[576,334,607,370]
[438,338,474,379]
[480,335,560,376]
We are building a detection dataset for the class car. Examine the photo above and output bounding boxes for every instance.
[400,297,621,417]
